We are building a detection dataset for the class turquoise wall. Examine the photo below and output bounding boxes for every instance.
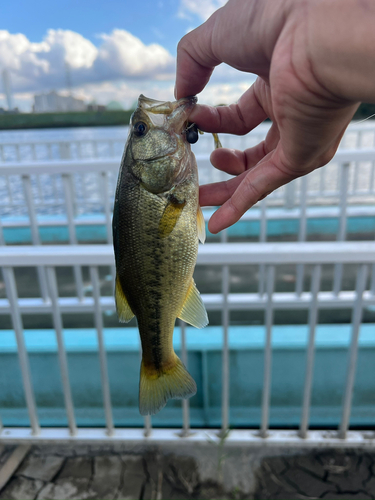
[1,324,374,428]
[2,214,375,243]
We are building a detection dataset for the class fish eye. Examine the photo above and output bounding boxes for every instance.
[133,121,148,137]
[186,123,199,144]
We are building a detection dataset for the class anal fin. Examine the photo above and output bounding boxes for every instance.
[178,279,208,329]
[115,276,135,323]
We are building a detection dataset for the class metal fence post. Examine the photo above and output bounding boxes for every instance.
[333,162,350,295]
[221,264,230,434]
[2,267,40,435]
[260,265,275,437]
[339,264,368,439]
[22,175,49,301]
[299,264,321,438]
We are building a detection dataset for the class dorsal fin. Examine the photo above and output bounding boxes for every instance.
[178,278,208,329]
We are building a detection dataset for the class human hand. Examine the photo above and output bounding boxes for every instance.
[175,0,365,233]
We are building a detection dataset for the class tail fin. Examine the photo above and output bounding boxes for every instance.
[139,356,197,416]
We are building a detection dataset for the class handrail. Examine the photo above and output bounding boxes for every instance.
[1,241,375,266]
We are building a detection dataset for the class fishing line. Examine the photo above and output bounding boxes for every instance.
[354,113,375,124]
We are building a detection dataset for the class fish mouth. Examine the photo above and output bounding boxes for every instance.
[138,95,197,131]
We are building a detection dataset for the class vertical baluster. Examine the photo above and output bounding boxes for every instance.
[136,324,152,436]
[333,162,350,295]
[62,174,84,301]
[6,175,13,207]
[101,170,116,291]
[0,215,4,245]
[299,265,321,438]
[52,175,59,211]
[2,267,40,435]
[46,266,77,435]
[90,266,114,436]
[258,199,267,296]
[22,175,39,244]
[260,265,275,437]
[201,350,210,426]
[370,264,375,295]
[369,161,375,195]
[82,172,89,213]
[31,144,37,161]
[285,181,295,209]
[296,176,308,295]
[22,175,49,301]
[37,175,43,211]
[319,167,325,197]
[179,320,190,436]
[221,264,230,434]
[353,161,359,195]
[101,172,113,245]
[15,145,21,162]
[0,145,4,162]
[339,264,368,439]
[59,142,70,160]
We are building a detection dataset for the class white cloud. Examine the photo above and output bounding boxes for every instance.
[94,29,174,80]
[0,25,256,112]
[0,28,175,95]
[178,0,227,21]
[43,29,98,70]
[198,80,253,106]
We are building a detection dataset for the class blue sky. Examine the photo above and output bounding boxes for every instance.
[1,0,187,52]
[0,0,255,111]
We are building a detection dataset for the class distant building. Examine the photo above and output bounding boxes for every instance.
[106,100,123,111]
[0,107,19,114]
[33,91,86,113]
[87,101,106,112]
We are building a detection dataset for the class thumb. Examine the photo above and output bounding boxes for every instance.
[175,15,220,99]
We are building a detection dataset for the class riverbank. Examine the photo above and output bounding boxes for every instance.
[0,110,133,130]
[0,102,374,130]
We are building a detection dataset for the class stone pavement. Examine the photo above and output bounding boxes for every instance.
[0,446,231,500]
[0,445,375,499]
[254,451,375,499]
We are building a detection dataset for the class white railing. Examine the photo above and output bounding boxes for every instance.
[0,242,374,443]
[1,122,375,219]
[0,139,125,163]
[0,148,375,244]
[1,121,375,163]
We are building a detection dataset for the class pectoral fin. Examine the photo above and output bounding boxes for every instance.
[158,195,186,238]
[115,276,135,323]
[197,205,206,244]
[178,279,208,329]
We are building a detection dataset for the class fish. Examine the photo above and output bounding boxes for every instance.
[112,94,208,416]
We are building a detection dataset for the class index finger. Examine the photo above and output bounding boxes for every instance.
[175,16,220,99]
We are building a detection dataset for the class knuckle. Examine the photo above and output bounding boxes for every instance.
[319,149,336,167]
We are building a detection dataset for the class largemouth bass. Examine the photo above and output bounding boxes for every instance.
[112,95,208,416]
